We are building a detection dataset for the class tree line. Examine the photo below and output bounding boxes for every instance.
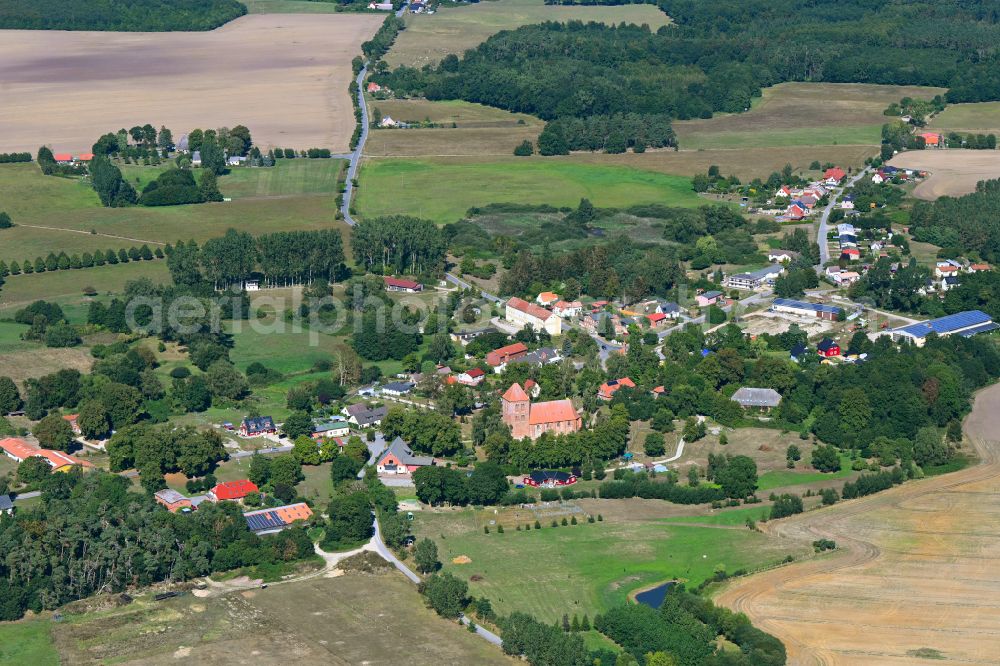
[0,152,31,163]
[908,178,1000,261]
[536,113,676,155]
[0,0,246,31]
[0,244,162,278]
[351,215,447,275]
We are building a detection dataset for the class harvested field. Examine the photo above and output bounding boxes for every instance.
[889,150,1000,199]
[928,101,1000,134]
[716,382,1000,665]
[674,83,944,150]
[0,14,382,154]
[385,0,671,68]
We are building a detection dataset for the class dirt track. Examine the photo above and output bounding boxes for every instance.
[889,151,1000,199]
[0,14,382,154]
[716,382,1000,665]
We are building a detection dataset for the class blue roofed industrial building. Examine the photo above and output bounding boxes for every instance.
[889,310,997,346]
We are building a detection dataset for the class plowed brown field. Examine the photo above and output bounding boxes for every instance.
[0,14,382,154]
[716,383,1000,665]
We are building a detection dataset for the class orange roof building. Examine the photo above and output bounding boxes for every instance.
[501,382,581,440]
[486,341,528,367]
[917,132,941,146]
[506,297,562,336]
[598,377,636,400]
[0,437,92,471]
[536,291,560,306]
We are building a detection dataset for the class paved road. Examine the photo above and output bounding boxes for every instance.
[817,168,869,266]
[340,64,369,227]
[445,273,502,303]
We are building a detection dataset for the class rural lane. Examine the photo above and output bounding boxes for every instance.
[816,168,869,267]
[715,382,1000,665]
[340,63,369,227]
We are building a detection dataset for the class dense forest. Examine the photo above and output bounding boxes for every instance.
[0,472,314,621]
[378,1,1000,148]
[0,0,247,31]
[908,179,1000,261]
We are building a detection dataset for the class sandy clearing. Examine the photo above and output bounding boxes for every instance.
[888,150,1000,199]
[0,14,382,154]
[716,382,1000,665]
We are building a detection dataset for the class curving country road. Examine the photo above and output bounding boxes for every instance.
[716,382,1000,665]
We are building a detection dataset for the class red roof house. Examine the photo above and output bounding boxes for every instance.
[598,377,636,400]
[384,276,423,292]
[817,338,841,357]
[646,312,667,326]
[209,480,259,502]
[486,342,528,367]
[53,153,73,163]
[917,132,941,147]
[824,167,846,183]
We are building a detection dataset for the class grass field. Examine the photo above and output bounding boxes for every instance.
[385,0,671,68]
[242,0,344,12]
[0,261,170,313]
[756,455,854,491]
[0,163,347,265]
[928,101,1000,133]
[412,505,807,622]
[674,83,945,151]
[0,621,58,666]
[218,159,345,199]
[356,157,703,223]
[8,573,513,664]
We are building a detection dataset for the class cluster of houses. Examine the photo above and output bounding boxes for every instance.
[871,165,922,184]
[153,480,314,535]
[774,168,845,220]
[920,259,991,296]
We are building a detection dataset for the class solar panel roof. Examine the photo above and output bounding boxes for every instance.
[772,298,842,315]
[896,310,992,338]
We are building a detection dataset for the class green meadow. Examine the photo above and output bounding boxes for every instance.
[355,158,704,223]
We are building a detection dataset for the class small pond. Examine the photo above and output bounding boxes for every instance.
[634,581,675,609]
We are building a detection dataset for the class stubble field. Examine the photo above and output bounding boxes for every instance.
[888,150,1000,199]
[0,13,382,154]
[716,382,1000,665]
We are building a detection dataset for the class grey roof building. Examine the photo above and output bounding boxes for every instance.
[377,437,434,468]
[731,387,782,409]
[345,403,388,427]
[0,494,13,514]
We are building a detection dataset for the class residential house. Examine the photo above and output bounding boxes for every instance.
[724,265,783,290]
[486,341,529,369]
[767,250,800,264]
[772,298,843,321]
[935,261,962,278]
[191,150,202,167]
[239,416,276,438]
[552,300,583,318]
[871,172,885,184]
[656,302,682,319]
[840,248,861,261]
[311,419,351,440]
[817,338,841,357]
[521,347,561,366]
[731,387,782,411]
[501,383,581,440]
[536,292,560,307]
[381,381,414,396]
[227,155,247,167]
[0,494,13,515]
[208,480,259,503]
[887,310,997,347]
[384,276,423,293]
[155,489,193,513]
[969,263,991,273]
[523,378,541,398]
[917,132,941,147]
[646,312,668,327]
[344,403,388,428]
[523,470,577,487]
[789,342,808,362]
[696,290,723,307]
[831,270,860,286]
[823,167,846,185]
[840,196,855,210]
[784,204,807,220]
[598,377,636,401]
[75,153,94,163]
[244,503,313,535]
[54,153,73,164]
[376,437,435,475]
[505,297,562,336]
[581,311,625,335]
[63,414,81,434]
[455,367,486,386]
[367,82,383,92]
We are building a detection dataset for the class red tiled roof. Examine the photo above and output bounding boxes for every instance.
[211,480,259,500]
[524,379,537,390]
[53,153,73,162]
[502,383,530,402]
[466,368,485,378]
[76,153,94,161]
[824,167,846,181]
[507,297,555,322]
[647,313,666,323]
[384,276,422,290]
[536,291,559,304]
[599,377,635,398]
[38,449,93,468]
[486,342,528,366]
[528,399,577,425]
